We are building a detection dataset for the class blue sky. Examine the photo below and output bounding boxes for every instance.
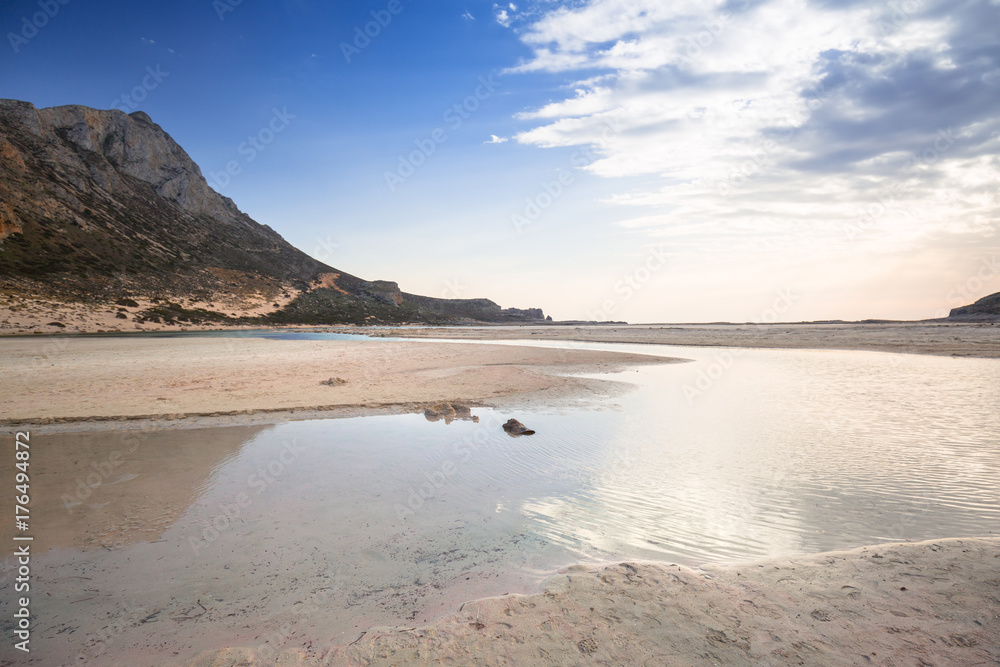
[3,0,999,322]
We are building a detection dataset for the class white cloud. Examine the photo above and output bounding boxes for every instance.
[507,0,1000,255]
[486,134,510,144]
[462,10,475,20]
[496,9,511,27]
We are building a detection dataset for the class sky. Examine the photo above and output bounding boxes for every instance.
[2,0,999,322]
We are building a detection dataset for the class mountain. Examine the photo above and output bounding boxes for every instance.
[0,99,547,328]
[948,291,1000,321]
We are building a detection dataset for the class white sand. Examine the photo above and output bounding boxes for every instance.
[193,537,1000,666]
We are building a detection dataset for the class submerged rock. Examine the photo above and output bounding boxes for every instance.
[502,419,535,436]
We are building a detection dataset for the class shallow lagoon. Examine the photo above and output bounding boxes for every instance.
[2,338,998,664]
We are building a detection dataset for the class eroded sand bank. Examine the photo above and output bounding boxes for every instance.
[194,537,1000,666]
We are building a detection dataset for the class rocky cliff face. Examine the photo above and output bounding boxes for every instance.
[0,100,546,326]
[0,99,320,301]
[949,292,1000,321]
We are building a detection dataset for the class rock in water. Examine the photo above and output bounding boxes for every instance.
[502,419,535,436]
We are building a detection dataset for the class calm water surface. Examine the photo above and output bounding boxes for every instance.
[2,338,998,664]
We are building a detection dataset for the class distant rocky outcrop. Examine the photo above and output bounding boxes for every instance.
[400,294,547,323]
[948,291,1000,321]
[0,99,546,325]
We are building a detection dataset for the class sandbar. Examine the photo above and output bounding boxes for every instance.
[2,334,675,429]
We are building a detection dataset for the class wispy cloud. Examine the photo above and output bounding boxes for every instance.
[485,134,509,144]
[461,10,475,21]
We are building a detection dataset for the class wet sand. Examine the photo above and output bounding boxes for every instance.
[1,335,675,428]
[353,321,1000,358]
[193,537,1000,666]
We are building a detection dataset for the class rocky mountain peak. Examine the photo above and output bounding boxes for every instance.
[1,100,242,223]
[0,99,548,327]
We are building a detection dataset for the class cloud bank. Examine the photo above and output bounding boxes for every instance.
[502,0,1000,267]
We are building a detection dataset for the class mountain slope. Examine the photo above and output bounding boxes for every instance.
[0,100,545,328]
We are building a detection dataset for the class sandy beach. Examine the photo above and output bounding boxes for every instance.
[353,321,1000,358]
[5,331,999,666]
[1,334,674,428]
[193,537,1000,666]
